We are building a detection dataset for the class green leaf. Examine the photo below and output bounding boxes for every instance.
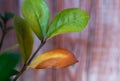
[0,52,19,81]
[4,12,14,22]
[22,0,50,40]
[14,16,34,63]
[4,78,11,81]
[47,8,90,39]
[10,69,19,76]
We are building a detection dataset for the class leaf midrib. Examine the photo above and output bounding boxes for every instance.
[30,0,43,37]
[47,15,89,38]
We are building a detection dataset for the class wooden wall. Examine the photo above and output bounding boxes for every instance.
[1,0,120,81]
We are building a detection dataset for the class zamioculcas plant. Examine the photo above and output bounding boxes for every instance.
[12,0,90,81]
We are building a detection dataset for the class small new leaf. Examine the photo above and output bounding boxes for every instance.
[29,48,78,69]
[14,16,34,63]
[47,8,90,39]
[22,0,50,40]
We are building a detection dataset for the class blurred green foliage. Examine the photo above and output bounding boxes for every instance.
[0,52,20,81]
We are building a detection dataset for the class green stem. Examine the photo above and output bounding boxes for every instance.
[13,40,46,81]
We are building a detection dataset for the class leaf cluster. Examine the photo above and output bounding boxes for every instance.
[0,0,90,81]
[14,0,90,63]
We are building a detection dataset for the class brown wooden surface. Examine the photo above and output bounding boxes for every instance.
[0,0,120,81]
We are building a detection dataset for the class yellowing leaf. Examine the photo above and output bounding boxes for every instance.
[14,16,34,63]
[29,48,78,69]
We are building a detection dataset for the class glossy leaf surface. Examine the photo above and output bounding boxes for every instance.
[47,8,90,39]
[0,52,19,81]
[29,48,78,69]
[22,0,50,40]
[14,16,34,63]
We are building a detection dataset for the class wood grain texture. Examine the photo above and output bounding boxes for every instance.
[1,0,120,81]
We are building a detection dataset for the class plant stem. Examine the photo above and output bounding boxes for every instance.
[26,40,46,65]
[13,40,46,81]
[13,64,27,81]
[0,23,7,51]
[0,32,6,51]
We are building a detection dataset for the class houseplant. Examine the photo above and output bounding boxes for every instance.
[0,0,90,81]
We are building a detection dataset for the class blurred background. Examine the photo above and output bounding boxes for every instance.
[0,0,120,81]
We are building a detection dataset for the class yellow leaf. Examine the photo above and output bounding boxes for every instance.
[29,48,78,69]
